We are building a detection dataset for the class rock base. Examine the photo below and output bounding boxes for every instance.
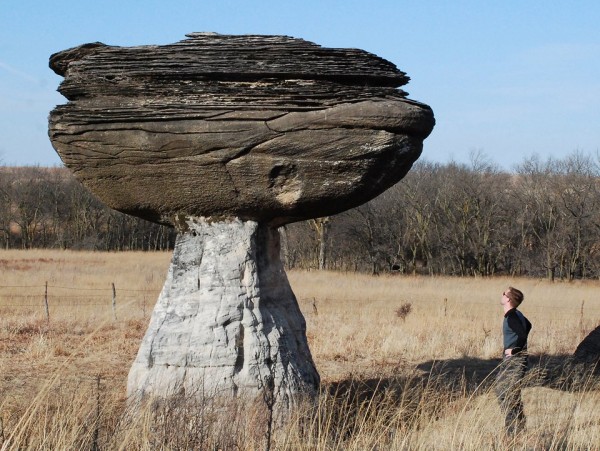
[127,217,319,408]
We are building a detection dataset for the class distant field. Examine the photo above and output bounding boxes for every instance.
[0,249,599,449]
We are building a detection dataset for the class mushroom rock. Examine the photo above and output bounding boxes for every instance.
[48,33,435,407]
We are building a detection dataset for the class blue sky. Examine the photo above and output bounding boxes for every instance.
[1,1,599,170]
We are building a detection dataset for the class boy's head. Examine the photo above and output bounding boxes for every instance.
[504,286,524,308]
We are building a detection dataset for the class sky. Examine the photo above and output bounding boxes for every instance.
[1,0,599,171]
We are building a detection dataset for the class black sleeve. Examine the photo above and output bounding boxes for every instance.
[507,312,529,352]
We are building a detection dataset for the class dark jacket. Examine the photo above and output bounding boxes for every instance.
[503,308,532,354]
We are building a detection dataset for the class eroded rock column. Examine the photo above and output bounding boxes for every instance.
[127,217,319,404]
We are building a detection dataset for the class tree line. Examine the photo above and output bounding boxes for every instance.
[2,150,600,280]
[0,166,175,251]
[283,151,600,280]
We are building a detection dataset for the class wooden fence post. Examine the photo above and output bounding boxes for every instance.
[44,281,50,324]
[112,283,117,321]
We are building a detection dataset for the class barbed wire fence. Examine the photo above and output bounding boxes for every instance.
[0,283,159,322]
[2,283,600,323]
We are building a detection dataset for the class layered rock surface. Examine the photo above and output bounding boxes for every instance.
[49,33,434,226]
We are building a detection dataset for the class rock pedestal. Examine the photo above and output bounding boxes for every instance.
[127,217,319,404]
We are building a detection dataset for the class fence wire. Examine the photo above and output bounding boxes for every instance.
[0,283,156,315]
[0,284,599,314]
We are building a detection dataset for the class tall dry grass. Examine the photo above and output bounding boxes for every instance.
[0,250,599,449]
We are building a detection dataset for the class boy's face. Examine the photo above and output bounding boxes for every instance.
[501,289,512,307]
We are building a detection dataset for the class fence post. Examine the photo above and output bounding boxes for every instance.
[112,283,117,321]
[44,281,50,324]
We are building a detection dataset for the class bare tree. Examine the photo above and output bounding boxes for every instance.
[0,167,13,249]
[554,151,600,279]
[309,217,331,270]
[515,156,564,280]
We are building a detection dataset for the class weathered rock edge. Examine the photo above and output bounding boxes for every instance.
[48,33,435,226]
[127,217,319,407]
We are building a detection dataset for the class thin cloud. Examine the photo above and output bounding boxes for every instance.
[0,60,40,84]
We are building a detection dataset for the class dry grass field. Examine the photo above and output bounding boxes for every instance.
[0,249,599,450]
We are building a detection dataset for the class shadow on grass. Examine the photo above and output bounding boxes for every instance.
[329,325,600,401]
[324,353,600,415]
[418,353,600,391]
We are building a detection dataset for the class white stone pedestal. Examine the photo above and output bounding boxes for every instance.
[127,217,319,408]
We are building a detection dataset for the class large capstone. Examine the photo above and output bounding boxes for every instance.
[48,33,434,227]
